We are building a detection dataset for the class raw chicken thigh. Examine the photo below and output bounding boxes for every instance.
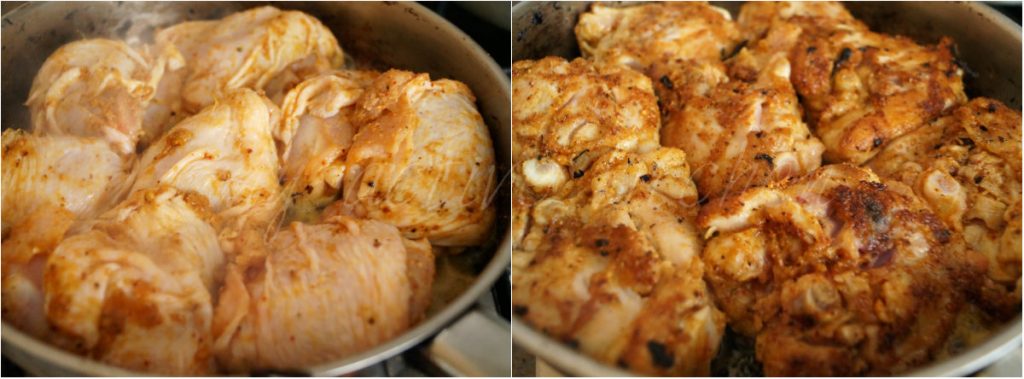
[43,186,224,375]
[157,6,344,113]
[276,70,378,222]
[131,88,282,220]
[211,216,433,373]
[1,131,133,338]
[26,38,182,155]
[340,70,496,247]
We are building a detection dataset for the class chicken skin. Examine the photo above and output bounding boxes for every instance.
[867,98,1022,318]
[157,6,344,113]
[513,147,724,376]
[211,216,434,373]
[575,2,740,76]
[735,1,967,164]
[43,186,224,375]
[26,39,182,155]
[276,70,379,222]
[512,57,660,197]
[698,164,987,376]
[131,88,282,220]
[655,56,824,200]
[2,131,134,338]
[339,70,496,247]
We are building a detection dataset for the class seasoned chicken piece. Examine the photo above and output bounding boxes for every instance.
[735,1,967,164]
[728,2,863,82]
[734,1,862,44]
[698,164,987,376]
[157,6,343,113]
[339,70,496,247]
[512,57,660,196]
[211,216,434,373]
[26,39,182,154]
[655,55,824,200]
[131,88,282,220]
[868,98,1022,317]
[143,21,216,146]
[513,147,724,376]
[276,70,378,222]
[43,186,224,375]
[1,130,133,337]
[1,130,133,238]
[576,2,740,75]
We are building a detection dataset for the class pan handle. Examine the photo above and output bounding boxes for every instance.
[425,309,511,377]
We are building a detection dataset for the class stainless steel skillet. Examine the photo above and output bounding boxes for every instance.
[511,1,1021,376]
[1,1,512,376]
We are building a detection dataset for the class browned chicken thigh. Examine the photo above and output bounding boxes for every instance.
[698,164,987,376]
[655,55,823,200]
[513,147,723,376]
[868,98,1022,318]
[512,57,660,197]
[734,1,968,164]
[576,2,741,76]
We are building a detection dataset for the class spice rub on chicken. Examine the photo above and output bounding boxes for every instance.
[868,98,1022,319]
[654,56,823,201]
[698,164,988,376]
[512,57,661,240]
[576,2,741,76]
[733,1,967,164]
[513,148,723,376]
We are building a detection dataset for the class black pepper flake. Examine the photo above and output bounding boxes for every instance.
[987,103,998,113]
[512,305,529,316]
[865,197,885,224]
[565,339,580,349]
[754,153,774,166]
[599,250,609,257]
[724,39,748,60]
[640,174,652,182]
[755,131,764,138]
[959,137,975,149]
[647,341,675,369]
[806,45,817,53]
[532,11,543,25]
[659,75,674,89]
[573,169,585,179]
[873,137,884,147]
[980,125,989,132]
[595,239,609,247]
[833,47,853,71]
[974,176,983,184]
